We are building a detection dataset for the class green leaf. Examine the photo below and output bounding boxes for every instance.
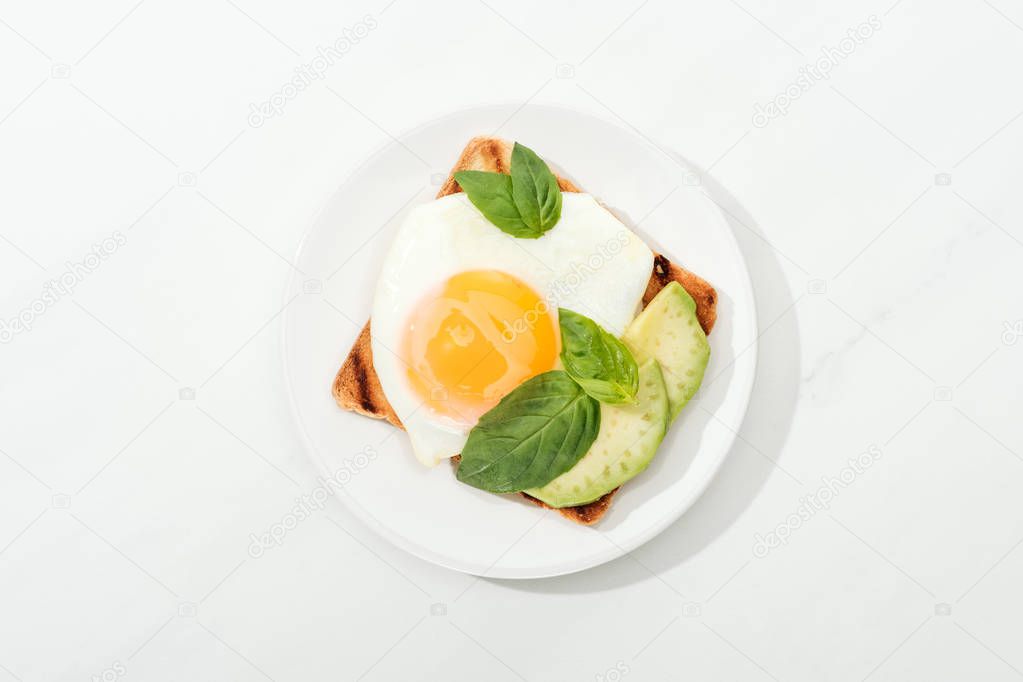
[451,142,564,239]
[558,308,639,404]
[456,371,600,493]
[453,170,539,238]
[510,142,562,234]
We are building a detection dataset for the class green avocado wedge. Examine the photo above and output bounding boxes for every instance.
[622,281,710,422]
[524,359,669,508]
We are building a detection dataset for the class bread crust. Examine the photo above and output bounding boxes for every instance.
[332,136,716,525]
[333,321,402,428]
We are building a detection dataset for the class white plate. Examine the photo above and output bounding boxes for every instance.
[283,104,757,579]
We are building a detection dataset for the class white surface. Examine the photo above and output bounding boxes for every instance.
[284,103,757,578]
[1,0,1021,680]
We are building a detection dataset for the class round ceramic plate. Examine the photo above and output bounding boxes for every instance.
[283,104,757,578]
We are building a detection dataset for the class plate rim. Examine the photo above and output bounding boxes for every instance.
[281,102,759,578]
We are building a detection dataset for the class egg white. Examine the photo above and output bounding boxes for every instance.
[371,192,654,466]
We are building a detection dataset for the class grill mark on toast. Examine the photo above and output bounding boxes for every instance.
[348,350,373,412]
[333,322,403,428]
[522,489,617,525]
[653,254,671,288]
[489,139,507,173]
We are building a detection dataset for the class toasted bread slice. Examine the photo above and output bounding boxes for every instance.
[333,136,716,525]
[333,321,402,428]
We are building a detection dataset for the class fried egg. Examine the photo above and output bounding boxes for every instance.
[371,192,653,465]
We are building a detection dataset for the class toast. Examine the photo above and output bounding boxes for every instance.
[333,136,717,525]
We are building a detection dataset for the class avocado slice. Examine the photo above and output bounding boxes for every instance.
[622,281,710,422]
[525,359,669,508]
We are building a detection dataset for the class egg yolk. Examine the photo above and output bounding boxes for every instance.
[401,270,558,425]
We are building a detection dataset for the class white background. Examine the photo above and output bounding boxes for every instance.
[1,0,1022,680]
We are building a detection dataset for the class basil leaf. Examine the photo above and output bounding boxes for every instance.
[452,142,563,239]
[456,370,600,493]
[558,308,639,404]
[510,142,562,234]
[453,170,539,238]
